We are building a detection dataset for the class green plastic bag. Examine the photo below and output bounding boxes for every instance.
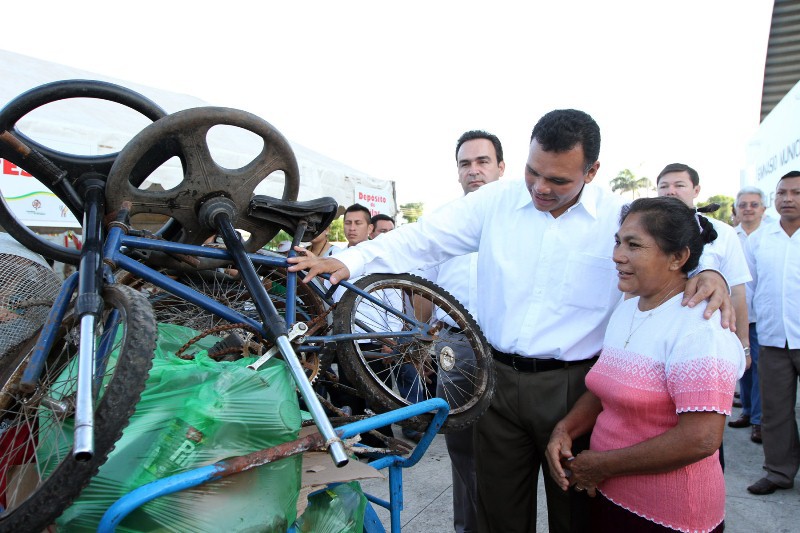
[53,323,303,532]
[292,482,368,533]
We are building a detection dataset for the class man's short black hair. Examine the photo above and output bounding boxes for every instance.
[455,130,504,164]
[779,170,800,181]
[530,110,600,172]
[371,213,395,226]
[657,163,700,186]
[345,203,372,223]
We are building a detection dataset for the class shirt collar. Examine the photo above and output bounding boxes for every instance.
[513,180,599,220]
[573,182,599,220]
[514,180,532,210]
[766,221,784,235]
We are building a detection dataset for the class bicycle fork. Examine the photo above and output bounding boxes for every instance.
[202,198,349,467]
[72,175,109,460]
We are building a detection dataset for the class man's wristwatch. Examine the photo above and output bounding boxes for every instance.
[743,346,751,357]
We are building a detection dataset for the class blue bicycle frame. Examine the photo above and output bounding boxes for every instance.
[19,218,433,468]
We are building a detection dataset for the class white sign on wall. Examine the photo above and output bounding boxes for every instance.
[743,79,800,218]
[353,185,393,217]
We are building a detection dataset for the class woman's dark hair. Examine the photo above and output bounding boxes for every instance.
[619,197,718,273]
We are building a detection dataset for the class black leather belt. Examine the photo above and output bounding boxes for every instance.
[492,348,599,373]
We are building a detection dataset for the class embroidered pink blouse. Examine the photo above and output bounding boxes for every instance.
[586,294,745,533]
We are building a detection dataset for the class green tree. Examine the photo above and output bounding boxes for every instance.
[328,217,345,242]
[400,202,424,223]
[266,230,292,251]
[609,169,654,199]
[698,195,734,225]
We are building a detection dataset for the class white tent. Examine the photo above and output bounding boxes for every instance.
[0,49,397,230]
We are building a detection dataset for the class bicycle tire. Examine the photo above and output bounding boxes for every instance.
[333,273,495,433]
[0,284,156,531]
[0,80,168,265]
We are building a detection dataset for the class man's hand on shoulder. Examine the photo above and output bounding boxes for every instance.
[682,270,735,331]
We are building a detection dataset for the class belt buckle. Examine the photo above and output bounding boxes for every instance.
[512,356,529,372]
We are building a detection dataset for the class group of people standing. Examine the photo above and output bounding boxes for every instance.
[288,109,798,532]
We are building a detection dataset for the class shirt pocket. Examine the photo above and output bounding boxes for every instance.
[560,252,618,311]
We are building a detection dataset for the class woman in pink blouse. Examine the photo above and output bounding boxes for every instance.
[546,196,746,533]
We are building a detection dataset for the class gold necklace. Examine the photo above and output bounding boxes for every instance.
[624,289,678,349]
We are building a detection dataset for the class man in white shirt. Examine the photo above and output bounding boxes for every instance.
[344,204,373,247]
[656,163,752,353]
[745,171,800,495]
[289,110,732,533]
[656,164,753,470]
[730,187,768,443]
[423,129,505,533]
[370,214,395,239]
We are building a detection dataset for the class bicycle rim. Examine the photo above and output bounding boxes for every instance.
[0,284,156,531]
[333,273,495,433]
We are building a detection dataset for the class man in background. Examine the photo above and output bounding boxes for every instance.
[656,163,751,354]
[370,214,395,239]
[344,204,374,247]
[423,129,505,532]
[745,171,800,495]
[729,186,768,443]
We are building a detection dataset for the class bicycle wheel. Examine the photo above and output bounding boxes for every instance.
[0,80,168,265]
[333,273,495,433]
[130,265,328,333]
[125,265,329,380]
[0,284,156,531]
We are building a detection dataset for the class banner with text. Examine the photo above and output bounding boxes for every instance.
[743,79,800,216]
[1,158,80,228]
[353,185,393,217]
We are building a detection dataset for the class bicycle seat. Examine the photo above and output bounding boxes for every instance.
[248,196,339,241]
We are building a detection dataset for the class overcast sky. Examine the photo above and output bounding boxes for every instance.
[2,0,774,213]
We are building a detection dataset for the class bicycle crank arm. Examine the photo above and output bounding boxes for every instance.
[247,322,308,371]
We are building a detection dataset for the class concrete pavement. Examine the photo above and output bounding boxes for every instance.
[361,396,800,532]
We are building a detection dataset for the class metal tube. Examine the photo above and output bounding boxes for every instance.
[72,176,106,461]
[215,212,287,342]
[273,335,349,466]
[73,313,96,460]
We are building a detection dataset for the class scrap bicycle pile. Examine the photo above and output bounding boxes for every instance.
[0,80,495,531]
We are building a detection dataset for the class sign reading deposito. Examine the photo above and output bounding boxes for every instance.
[353,185,393,217]
[1,158,80,228]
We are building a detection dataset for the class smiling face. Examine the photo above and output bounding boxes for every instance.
[613,212,687,301]
[457,138,505,194]
[524,140,598,218]
[736,192,766,227]
[656,171,700,207]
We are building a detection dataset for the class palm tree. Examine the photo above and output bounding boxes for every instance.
[400,202,424,223]
[609,169,654,199]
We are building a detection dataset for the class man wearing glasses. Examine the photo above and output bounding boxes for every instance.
[729,187,769,443]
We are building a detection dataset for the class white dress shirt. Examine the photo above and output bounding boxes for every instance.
[418,253,479,324]
[333,179,627,361]
[734,224,756,322]
[704,218,751,288]
[745,222,800,349]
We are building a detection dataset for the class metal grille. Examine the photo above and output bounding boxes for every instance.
[0,252,61,358]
